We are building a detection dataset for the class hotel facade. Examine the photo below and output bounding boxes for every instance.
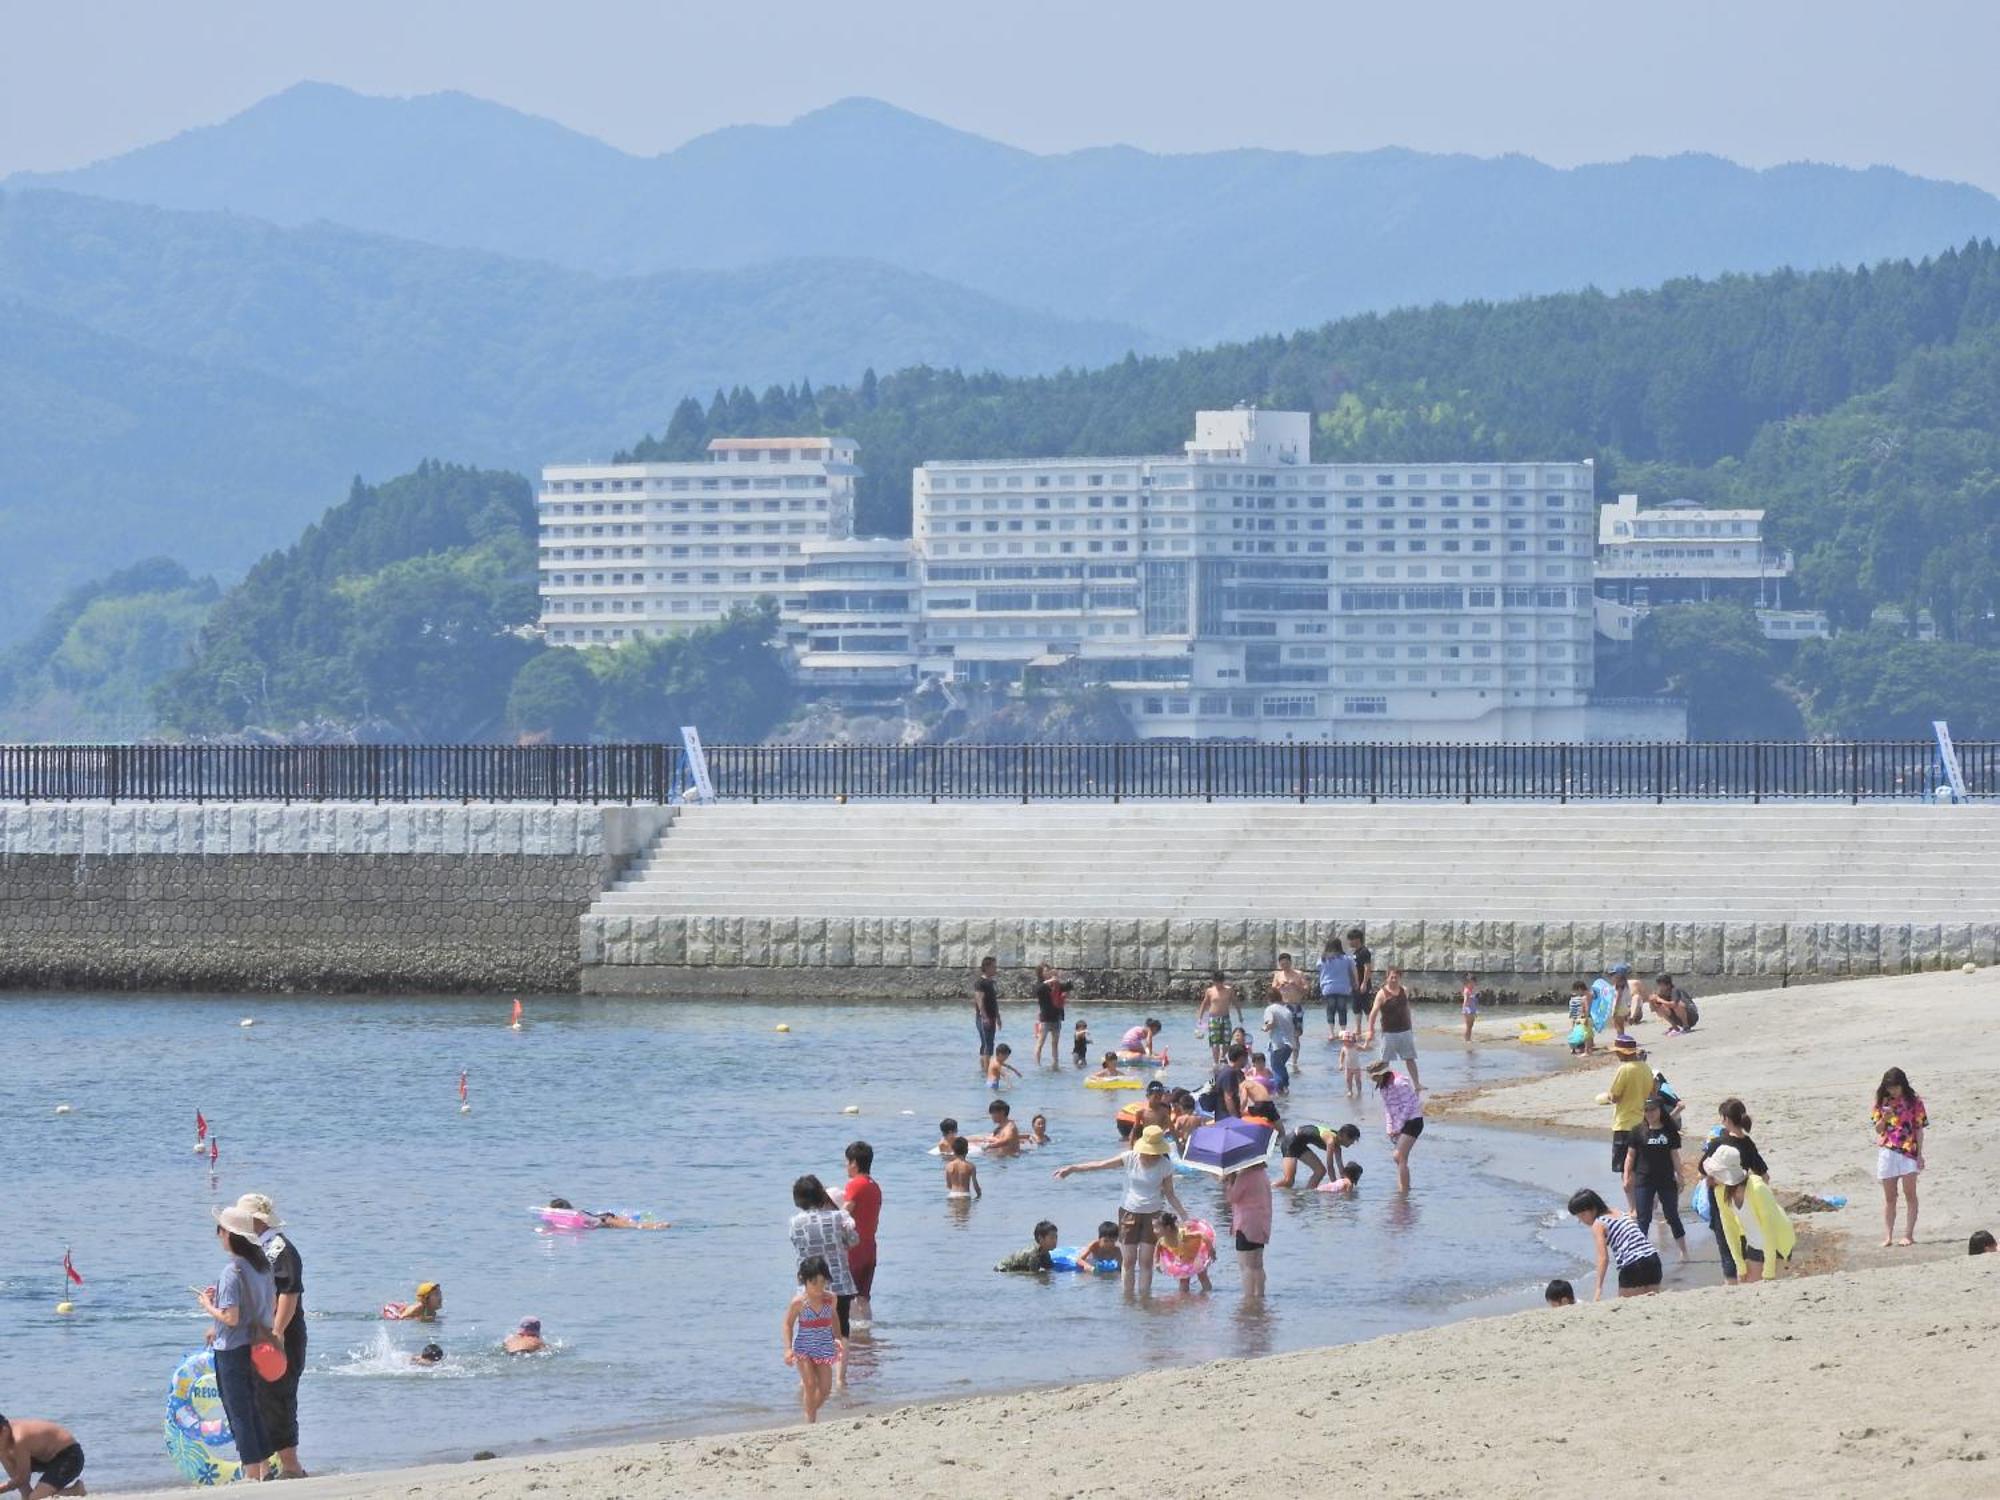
[538,411,1675,741]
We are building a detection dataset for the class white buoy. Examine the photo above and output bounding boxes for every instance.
[54,1301,74,1315]
[1964,961,1978,974]
[774,1023,791,1033]
[54,1103,72,1115]
[459,1103,472,1114]
[239,1018,256,1028]
[841,1105,861,1115]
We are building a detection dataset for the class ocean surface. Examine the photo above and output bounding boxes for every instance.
[5,993,1620,1489]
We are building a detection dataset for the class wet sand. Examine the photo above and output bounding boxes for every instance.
[139,969,2000,1499]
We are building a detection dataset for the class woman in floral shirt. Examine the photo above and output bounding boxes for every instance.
[1872,1067,1927,1247]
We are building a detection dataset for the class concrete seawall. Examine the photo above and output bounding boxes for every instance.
[0,804,669,992]
[581,802,2000,1000]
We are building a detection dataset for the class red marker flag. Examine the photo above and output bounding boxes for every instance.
[458,1069,469,1102]
[196,1110,208,1142]
[510,999,523,1025]
[209,1137,219,1165]
[63,1248,83,1286]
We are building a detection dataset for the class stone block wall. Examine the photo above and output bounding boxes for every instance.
[0,803,669,993]
[580,912,2000,1001]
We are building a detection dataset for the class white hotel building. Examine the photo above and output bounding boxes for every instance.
[535,411,1657,741]
[536,436,857,645]
[913,408,1600,741]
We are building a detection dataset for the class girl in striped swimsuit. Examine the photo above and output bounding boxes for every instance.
[783,1255,844,1423]
[1568,1188,1665,1300]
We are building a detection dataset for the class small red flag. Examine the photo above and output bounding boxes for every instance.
[510,999,523,1025]
[63,1248,83,1286]
[196,1110,208,1141]
[209,1137,219,1165]
[458,1069,469,1102]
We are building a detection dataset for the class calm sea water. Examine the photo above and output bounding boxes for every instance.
[4,994,1617,1489]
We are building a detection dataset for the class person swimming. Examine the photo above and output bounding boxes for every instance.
[386,1283,443,1321]
[502,1318,546,1355]
[546,1197,670,1230]
[411,1343,445,1367]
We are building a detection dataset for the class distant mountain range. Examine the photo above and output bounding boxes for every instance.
[0,188,1142,632]
[18,82,2000,344]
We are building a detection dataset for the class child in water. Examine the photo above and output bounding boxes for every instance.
[944,1137,981,1199]
[388,1282,443,1321]
[1083,1221,1124,1271]
[1460,972,1480,1042]
[1072,1019,1091,1067]
[986,1043,1022,1089]
[783,1255,843,1424]
[1153,1212,1214,1292]
[995,1221,1059,1272]
[1089,1052,1125,1081]
[411,1343,445,1367]
[1317,1162,1364,1195]
[1339,1031,1368,1098]
[936,1117,961,1154]
[1029,1113,1052,1147]
[502,1318,546,1355]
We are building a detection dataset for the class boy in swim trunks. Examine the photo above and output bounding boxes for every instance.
[943,1137,982,1198]
[1072,1019,1091,1067]
[1197,973,1239,1064]
[979,1099,1023,1156]
[0,1414,85,1499]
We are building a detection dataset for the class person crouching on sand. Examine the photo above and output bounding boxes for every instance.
[0,1413,86,1500]
[1568,1188,1663,1300]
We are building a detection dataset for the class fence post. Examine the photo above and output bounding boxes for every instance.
[1560,743,1570,805]
[1368,744,1379,804]
[1114,743,1124,805]
[1296,743,1307,804]
[1848,741,1859,805]
[1201,741,1213,804]
[1653,743,1663,805]
[1754,742,1764,805]
[1020,742,1030,805]
[1460,743,1472,804]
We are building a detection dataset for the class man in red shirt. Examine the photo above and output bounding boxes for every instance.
[842,1140,883,1333]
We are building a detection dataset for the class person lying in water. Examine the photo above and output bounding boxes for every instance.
[502,1318,546,1355]
[547,1198,670,1230]
[387,1283,444,1320]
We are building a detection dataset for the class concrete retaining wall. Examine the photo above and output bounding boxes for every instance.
[0,804,669,993]
[578,913,1999,1001]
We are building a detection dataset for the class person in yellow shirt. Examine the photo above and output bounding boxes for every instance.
[1603,1035,1654,1211]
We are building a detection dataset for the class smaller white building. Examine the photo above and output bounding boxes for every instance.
[789,537,923,692]
[1595,494,1791,608]
[538,436,858,645]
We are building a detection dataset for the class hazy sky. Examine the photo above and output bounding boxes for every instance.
[6,0,1999,191]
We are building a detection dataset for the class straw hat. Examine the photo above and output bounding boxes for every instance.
[213,1205,261,1238]
[1133,1125,1172,1157]
[1611,1034,1641,1056]
[234,1192,284,1228]
[1365,1058,1395,1082]
[1704,1145,1747,1186]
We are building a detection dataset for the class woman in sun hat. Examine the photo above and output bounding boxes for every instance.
[194,1204,276,1480]
[1053,1124,1188,1295]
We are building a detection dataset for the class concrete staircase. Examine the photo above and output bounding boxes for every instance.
[591,802,2000,924]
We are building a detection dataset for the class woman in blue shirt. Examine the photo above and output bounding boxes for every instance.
[195,1205,277,1479]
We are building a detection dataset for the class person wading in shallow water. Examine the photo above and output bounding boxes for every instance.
[972,956,1001,1070]
[1365,967,1421,1092]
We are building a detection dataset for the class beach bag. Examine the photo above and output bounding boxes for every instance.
[1690,1179,1712,1226]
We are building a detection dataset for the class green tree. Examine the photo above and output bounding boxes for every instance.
[505,649,602,742]
[1629,605,1802,740]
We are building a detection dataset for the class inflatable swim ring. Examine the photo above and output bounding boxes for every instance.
[927,1141,985,1156]
[532,1206,599,1231]
[164,1348,245,1486]
[1155,1218,1216,1280]
[1085,1076,1143,1091]
[1048,1247,1120,1273]
[1516,1025,1552,1044]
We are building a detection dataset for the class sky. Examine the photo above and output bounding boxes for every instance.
[4,0,2000,191]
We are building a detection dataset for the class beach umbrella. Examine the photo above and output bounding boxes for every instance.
[1180,1119,1274,1177]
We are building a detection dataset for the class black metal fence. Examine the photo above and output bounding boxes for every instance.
[1,739,1991,803]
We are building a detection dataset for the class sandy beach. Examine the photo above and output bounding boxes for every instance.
[139,969,2000,1500]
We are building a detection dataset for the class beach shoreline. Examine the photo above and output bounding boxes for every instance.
[120,967,1999,1498]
